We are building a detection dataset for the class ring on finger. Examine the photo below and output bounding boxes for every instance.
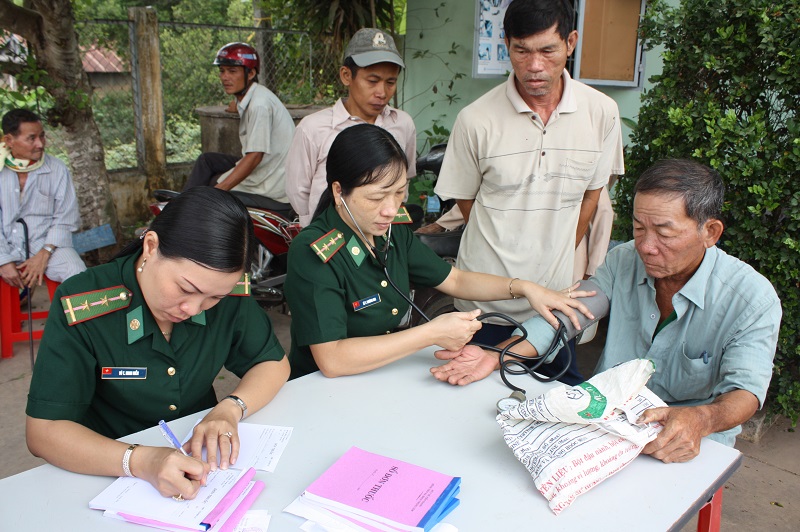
[222,431,233,439]
[568,288,572,298]
[172,493,185,502]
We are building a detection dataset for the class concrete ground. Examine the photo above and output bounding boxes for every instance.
[1,293,797,530]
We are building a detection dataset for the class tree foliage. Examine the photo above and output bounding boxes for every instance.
[263,0,401,47]
[614,0,800,422]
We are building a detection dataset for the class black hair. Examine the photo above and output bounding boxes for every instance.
[342,56,362,79]
[2,109,41,136]
[246,67,259,86]
[634,159,725,226]
[313,124,408,219]
[503,0,575,42]
[116,187,256,272]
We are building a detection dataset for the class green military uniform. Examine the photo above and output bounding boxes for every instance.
[284,205,452,379]
[26,251,284,439]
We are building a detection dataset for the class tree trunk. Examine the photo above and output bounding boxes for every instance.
[1,0,121,263]
[253,0,277,92]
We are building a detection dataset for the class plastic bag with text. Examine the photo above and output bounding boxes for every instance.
[496,359,667,515]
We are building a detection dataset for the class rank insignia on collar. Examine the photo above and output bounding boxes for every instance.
[346,235,365,267]
[228,273,251,296]
[127,306,145,343]
[392,206,412,224]
[311,229,345,263]
[61,285,133,326]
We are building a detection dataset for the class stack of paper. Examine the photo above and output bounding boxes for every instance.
[285,447,460,532]
[90,467,262,531]
[88,422,294,531]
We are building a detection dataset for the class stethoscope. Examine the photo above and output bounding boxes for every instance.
[339,198,573,394]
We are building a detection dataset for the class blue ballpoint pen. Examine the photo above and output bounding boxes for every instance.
[158,420,189,456]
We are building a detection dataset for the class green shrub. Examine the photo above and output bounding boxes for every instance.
[614,0,800,422]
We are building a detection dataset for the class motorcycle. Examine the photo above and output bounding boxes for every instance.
[150,190,300,309]
[148,142,457,317]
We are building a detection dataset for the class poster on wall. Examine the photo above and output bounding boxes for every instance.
[473,0,512,78]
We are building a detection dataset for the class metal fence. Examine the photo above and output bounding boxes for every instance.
[76,19,343,171]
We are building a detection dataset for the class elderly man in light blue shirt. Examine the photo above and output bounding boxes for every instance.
[431,159,782,464]
[1,109,85,288]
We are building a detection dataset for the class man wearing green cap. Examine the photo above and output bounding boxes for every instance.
[286,28,416,227]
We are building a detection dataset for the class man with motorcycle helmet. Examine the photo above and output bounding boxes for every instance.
[183,42,294,211]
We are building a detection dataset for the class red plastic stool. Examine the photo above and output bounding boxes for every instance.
[0,277,60,359]
[697,487,723,532]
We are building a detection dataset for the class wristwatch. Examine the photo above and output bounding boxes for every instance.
[224,395,247,419]
[496,390,527,414]
[43,244,56,254]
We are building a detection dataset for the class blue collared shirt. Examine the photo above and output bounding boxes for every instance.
[0,154,81,265]
[519,241,781,445]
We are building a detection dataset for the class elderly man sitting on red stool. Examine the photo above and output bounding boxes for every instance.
[432,159,782,464]
[0,109,85,290]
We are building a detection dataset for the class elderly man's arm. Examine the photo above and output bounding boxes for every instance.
[431,280,607,385]
[44,163,82,248]
[0,198,23,286]
[640,285,781,463]
[637,390,758,463]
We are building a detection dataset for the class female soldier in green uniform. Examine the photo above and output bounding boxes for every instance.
[26,188,290,500]
[285,124,591,379]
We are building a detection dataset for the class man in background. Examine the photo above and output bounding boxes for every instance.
[0,109,85,288]
[433,0,624,384]
[183,42,294,210]
[285,28,416,226]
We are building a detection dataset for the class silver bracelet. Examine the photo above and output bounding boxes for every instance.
[224,395,247,419]
[122,443,139,477]
[508,277,520,299]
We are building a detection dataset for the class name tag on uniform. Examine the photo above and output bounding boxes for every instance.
[352,294,381,311]
[101,367,147,379]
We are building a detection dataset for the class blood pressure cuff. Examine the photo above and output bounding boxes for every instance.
[512,279,610,363]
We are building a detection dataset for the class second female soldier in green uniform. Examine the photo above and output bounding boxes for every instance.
[26,188,290,501]
[285,124,592,379]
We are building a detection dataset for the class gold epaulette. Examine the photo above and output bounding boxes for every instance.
[228,273,251,296]
[392,206,413,224]
[310,229,345,263]
[61,285,133,326]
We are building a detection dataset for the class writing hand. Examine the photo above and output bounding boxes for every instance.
[130,446,209,499]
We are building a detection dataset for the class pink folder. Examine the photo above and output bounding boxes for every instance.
[114,467,261,531]
[303,447,460,531]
